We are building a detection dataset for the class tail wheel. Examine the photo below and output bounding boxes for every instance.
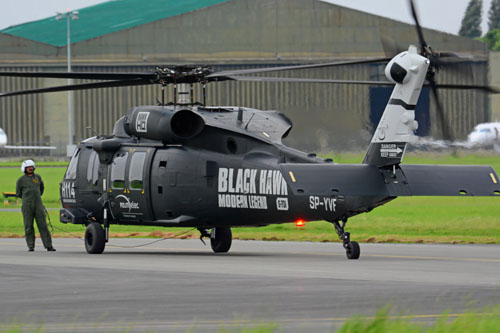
[210,227,232,253]
[346,241,360,260]
[85,223,106,254]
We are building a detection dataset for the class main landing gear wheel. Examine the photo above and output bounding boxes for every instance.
[85,222,106,254]
[210,227,232,253]
[333,218,360,260]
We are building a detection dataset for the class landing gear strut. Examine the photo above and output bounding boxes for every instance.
[198,228,210,245]
[199,227,232,253]
[333,217,360,260]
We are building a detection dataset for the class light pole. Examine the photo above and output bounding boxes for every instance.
[56,10,79,156]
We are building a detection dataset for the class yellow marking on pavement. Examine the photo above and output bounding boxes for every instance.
[289,171,296,182]
[299,251,500,262]
[0,242,82,249]
[1,241,500,262]
[361,253,500,262]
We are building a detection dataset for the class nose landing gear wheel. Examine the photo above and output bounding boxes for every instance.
[210,227,232,253]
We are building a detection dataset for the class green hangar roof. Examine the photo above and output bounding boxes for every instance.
[0,0,229,47]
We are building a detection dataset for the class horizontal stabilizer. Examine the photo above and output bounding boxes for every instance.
[281,164,500,197]
[400,165,500,196]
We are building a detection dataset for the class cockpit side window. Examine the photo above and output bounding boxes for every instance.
[65,149,80,179]
[129,152,146,190]
[110,152,128,189]
[87,151,100,187]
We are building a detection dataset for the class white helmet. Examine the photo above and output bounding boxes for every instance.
[21,159,35,173]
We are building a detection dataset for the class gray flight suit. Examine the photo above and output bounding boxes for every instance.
[16,173,53,249]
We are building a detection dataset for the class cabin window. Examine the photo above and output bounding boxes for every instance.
[129,152,146,190]
[65,148,80,180]
[110,152,128,189]
[86,151,100,187]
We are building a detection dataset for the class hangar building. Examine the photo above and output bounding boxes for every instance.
[0,0,489,155]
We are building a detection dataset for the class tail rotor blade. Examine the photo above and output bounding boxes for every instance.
[380,34,407,58]
[429,80,452,141]
[409,0,428,53]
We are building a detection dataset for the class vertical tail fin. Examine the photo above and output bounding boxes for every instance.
[363,46,429,166]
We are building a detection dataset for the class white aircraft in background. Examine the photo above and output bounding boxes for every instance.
[467,122,500,146]
[0,128,56,150]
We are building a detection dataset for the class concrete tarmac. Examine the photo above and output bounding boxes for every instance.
[1,238,500,332]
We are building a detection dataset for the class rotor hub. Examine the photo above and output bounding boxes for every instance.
[154,66,213,85]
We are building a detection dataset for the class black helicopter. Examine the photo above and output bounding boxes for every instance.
[1,1,500,259]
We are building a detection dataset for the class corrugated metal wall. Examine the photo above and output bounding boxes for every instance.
[435,61,489,139]
[0,67,45,155]
[0,0,490,155]
[70,63,373,151]
[0,61,487,156]
[67,62,488,152]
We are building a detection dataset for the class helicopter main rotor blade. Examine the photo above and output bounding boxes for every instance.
[0,71,157,81]
[208,58,391,78]
[228,76,500,93]
[432,83,500,93]
[0,78,151,98]
[226,76,395,86]
[0,59,392,84]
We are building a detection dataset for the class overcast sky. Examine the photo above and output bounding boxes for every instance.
[0,0,495,36]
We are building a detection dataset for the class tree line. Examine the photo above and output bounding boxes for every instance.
[460,0,500,49]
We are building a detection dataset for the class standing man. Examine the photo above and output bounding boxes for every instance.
[16,160,55,252]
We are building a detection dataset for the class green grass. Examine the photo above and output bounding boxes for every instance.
[337,305,500,333]
[0,167,64,204]
[1,152,499,243]
[0,161,69,168]
[2,305,500,332]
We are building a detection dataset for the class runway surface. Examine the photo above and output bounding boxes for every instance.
[1,238,500,332]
